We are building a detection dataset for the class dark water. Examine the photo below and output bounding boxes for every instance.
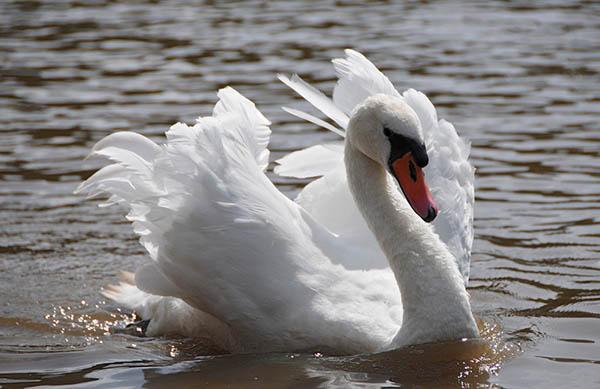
[1,0,599,387]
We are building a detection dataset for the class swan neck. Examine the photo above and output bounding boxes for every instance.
[344,141,479,347]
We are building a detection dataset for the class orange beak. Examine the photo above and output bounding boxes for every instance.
[391,152,438,222]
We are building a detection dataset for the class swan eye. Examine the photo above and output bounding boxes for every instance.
[383,127,392,137]
[408,160,417,182]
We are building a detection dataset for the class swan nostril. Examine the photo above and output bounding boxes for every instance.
[423,205,437,223]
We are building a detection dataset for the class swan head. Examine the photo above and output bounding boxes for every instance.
[347,94,438,222]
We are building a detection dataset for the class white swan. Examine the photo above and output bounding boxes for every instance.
[77,49,478,354]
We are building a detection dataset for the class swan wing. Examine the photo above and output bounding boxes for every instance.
[278,49,474,281]
[78,87,315,324]
[78,87,401,351]
[275,144,388,270]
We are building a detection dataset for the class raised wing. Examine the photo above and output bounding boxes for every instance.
[77,87,402,351]
[77,88,320,324]
[278,49,475,281]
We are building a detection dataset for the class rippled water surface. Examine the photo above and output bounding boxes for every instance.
[1,1,599,387]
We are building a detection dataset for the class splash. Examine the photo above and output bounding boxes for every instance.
[42,300,136,346]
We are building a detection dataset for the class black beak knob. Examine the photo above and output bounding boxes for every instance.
[423,205,437,223]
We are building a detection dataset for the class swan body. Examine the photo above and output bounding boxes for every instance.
[77,50,478,353]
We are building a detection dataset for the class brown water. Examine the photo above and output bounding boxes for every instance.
[1,0,599,387]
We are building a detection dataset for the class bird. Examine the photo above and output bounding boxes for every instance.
[76,49,479,355]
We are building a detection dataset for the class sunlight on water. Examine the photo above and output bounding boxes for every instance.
[43,300,132,341]
[309,319,521,387]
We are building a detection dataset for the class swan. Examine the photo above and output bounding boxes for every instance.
[76,49,478,354]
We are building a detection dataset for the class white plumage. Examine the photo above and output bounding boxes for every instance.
[77,50,478,354]
[278,49,474,280]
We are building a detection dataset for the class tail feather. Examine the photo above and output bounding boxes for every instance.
[102,272,237,351]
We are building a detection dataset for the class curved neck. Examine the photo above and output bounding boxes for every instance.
[344,141,478,348]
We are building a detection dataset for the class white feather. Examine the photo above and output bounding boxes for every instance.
[278,49,475,281]
[332,49,401,115]
[91,131,161,162]
[277,74,349,130]
[274,143,343,178]
[281,107,345,137]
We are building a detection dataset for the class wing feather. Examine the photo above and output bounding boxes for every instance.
[277,74,349,130]
[274,143,344,179]
[281,107,345,137]
[279,49,475,281]
[332,49,401,115]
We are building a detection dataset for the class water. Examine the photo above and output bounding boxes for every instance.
[1,0,599,387]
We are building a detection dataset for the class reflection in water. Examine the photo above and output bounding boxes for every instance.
[0,315,517,387]
[311,320,518,387]
[1,0,599,387]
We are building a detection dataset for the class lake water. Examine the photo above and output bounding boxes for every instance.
[1,0,599,387]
